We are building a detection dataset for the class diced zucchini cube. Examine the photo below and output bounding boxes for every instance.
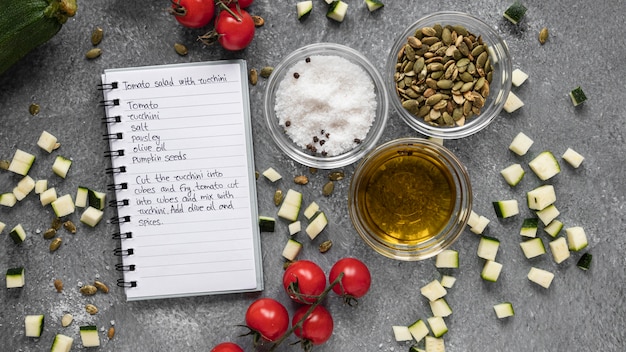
[440,275,456,288]
[569,86,587,106]
[543,219,563,237]
[296,1,313,20]
[80,207,104,227]
[428,136,444,146]
[427,316,448,338]
[477,236,500,261]
[509,132,534,156]
[35,179,48,194]
[10,224,27,244]
[467,210,480,228]
[0,193,18,207]
[50,333,74,352]
[408,319,429,343]
[565,226,588,251]
[392,325,413,342]
[527,267,554,288]
[305,212,328,240]
[520,237,546,259]
[327,0,348,22]
[493,302,515,318]
[37,131,58,153]
[500,163,525,186]
[6,267,25,288]
[503,1,527,24]
[520,218,538,238]
[13,175,36,201]
[303,201,319,219]
[511,68,529,87]
[529,151,560,181]
[80,325,100,347]
[492,199,519,218]
[420,279,447,301]
[526,184,556,211]
[75,186,89,207]
[429,298,452,317]
[0,221,5,233]
[562,148,584,168]
[52,155,72,178]
[262,167,282,182]
[576,252,592,271]
[288,221,301,235]
[481,260,503,282]
[277,189,302,221]
[8,149,35,176]
[503,91,524,113]
[536,204,559,226]
[51,194,75,218]
[435,249,458,268]
[282,239,302,261]
[425,336,445,352]
[25,314,45,337]
[365,0,384,12]
[88,189,106,210]
[470,215,490,235]
[258,216,276,232]
[549,237,570,264]
[40,187,58,206]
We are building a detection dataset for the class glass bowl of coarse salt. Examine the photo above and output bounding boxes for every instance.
[263,42,389,169]
[387,11,512,139]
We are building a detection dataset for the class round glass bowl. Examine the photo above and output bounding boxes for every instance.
[264,43,389,169]
[387,11,512,139]
[349,138,472,261]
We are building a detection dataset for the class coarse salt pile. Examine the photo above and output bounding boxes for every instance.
[274,55,377,156]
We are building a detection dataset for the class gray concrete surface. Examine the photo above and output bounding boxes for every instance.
[1,0,625,351]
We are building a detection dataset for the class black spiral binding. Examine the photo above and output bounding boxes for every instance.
[97,82,118,90]
[102,115,122,123]
[117,279,137,288]
[105,166,126,175]
[99,98,120,107]
[107,182,128,191]
[110,215,131,224]
[103,132,123,141]
[113,247,134,256]
[109,199,130,208]
[116,263,136,271]
[111,231,132,239]
[104,149,125,157]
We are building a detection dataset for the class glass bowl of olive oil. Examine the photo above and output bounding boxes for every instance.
[348,138,472,260]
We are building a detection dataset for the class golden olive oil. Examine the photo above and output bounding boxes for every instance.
[359,150,456,245]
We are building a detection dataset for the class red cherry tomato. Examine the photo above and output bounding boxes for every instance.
[245,298,289,342]
[170,0,215,29]
[215,7,255,51]
[223,0,254,8]
[292,305,334,346]
[210,342,244,352]
[328,258,372,300]
[283,260,327,304]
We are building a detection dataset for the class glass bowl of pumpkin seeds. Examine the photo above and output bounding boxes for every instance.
[388,11,512,139]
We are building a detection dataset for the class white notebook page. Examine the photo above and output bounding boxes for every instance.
[101,60,262,301]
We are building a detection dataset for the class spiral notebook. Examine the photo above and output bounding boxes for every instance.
[99,60,263,301]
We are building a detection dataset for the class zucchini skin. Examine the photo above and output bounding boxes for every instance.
[0,0,77,75]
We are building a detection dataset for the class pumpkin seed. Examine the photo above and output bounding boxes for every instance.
[539,27,549,44]
[29,103,40,115]
[61,314,73,327]
[294,175,309,185]
[249,68,258,85]
[43,228,56,239]
[94,280,110,293]
[174,43,188,56]
[91,27,104,46]
[252,15,265,27]
[421,27,437,37]
[63,220,77,234]
[85,304,99,315]
[49,238,62,252]
[0,160,9,170]
[309,167,318,174]
[273,189,283,206]
[108,326,116,339]
[260,66,274,78]
[80,285,97,296]
[319,240,333,253]
[54,278,64,292]
[322,181,334,196]
[407,36,422,48]
[85,48,102,59]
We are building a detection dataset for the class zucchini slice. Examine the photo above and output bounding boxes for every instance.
[503,1,527,24]
[519,218,538,238]
[527,267,554,288]
[509,132,534,156]
[469,215,490,235]
[481,260,503,282]
[277,189,302,221]
[392,325,413,342]
[25,314,45,337]
[258,216,276,232]
[429,297,452,317]
[543,219,563,237]
[500,163,525,186]
[427,316,448,338]
[8,149,35,176]
[296,1,313,20]
[37,131,58,153]
[477,236,500,261]
[493,302,515,318]
[520,237,546,259]
[9,224,27,244]
[262,167,282,182]
[52,155,72,178]
[51,194,75,218]
[305,212,328,240]
[288,221,301,235]
[407,319,429,343]
[529,151,560,181]
[549,237,570,264]
[79,325,100,347]
[440,275,456,288]
[75,186,89,207]
[526,184,556,211]
[576,252,592,270]
[435,249,459,268]
[50,333,74,352]
[562,148,584,168]
[569,86,587,106]
[420,279,447,301]
[6,267,25,288]
[511,68,528,87]
[492,199,519,218]
[303,201,319,219]
[0,193,18,207]
[40,187,58,206]
[282,238,302,261]
[88,189,106,210]
[364,0,384,12]
[536,204,559,226]
[326,1,348,22]
[80,207,104,227]
[35,179,48,194]
[425,336,445,352]
[565,226,588,251]
[503,91,524,113]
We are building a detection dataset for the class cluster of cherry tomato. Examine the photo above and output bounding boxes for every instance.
[211,258,372,351]
[170,0,256,51]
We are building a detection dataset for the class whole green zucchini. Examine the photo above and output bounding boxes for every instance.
[0,0,77,75]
